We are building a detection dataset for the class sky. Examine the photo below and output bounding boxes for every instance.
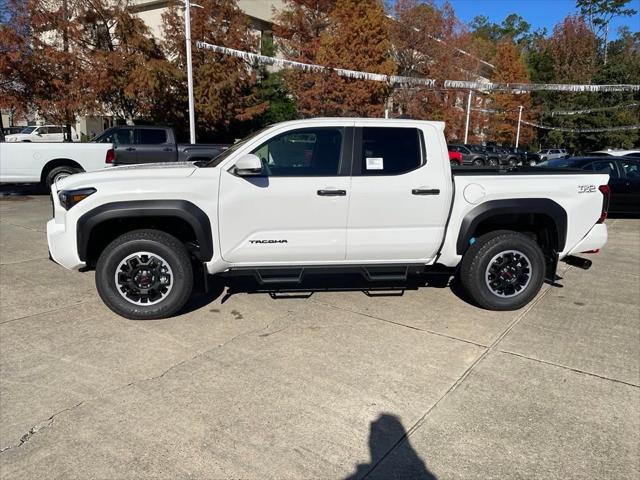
[437,0,640,39]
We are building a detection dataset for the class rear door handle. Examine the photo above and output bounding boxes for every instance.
[162,147,173,152]
[317,189,346,196]
[412,188,440,195]
[125,147,136,151]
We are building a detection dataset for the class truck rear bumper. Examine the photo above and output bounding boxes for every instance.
[567,223,608,256]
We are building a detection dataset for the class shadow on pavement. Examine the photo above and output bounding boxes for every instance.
[175,270,469,316]
[0,184,47,196]
[344,413,436,480]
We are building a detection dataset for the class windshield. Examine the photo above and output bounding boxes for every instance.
[19,126,37,134]
[91,127,117,143]
[538,158,581,168]
[202,127,270,167]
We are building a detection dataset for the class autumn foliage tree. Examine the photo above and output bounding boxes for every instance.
[488,37,534,145]
[73,1,167,123]
[276,0,394,117]
[0,0,32,128]
[390,0,476,138]
[313,0,395,116]
[274,0,337,117]
[161,0,267,140]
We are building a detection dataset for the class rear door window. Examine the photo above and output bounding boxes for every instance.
[139,129,167,144]
[358,127,424,176]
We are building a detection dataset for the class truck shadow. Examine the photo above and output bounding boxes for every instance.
[180,271,471,315]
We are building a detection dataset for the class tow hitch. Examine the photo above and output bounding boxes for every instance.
[563,255,592,270]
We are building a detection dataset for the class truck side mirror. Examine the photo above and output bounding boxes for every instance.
[234,154,263,176]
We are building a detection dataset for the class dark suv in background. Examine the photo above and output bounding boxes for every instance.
[448,144,490,166]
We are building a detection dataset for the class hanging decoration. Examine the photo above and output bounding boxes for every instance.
[196,41,640,93]
[550,103,639,116]
[443,80,640,93]
[520,120,640,133]
[195,41,436,86]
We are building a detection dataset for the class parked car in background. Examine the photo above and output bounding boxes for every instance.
[448,148,462,165]
[4,125,80,142]
[505,147,540,166]
[537,148,569,161]
[448,144,489,165]
[537,157,639,215]
[2,126,24,136]
[588,149,640,157]
[482,145,520,166]
[0,142,113,186]
[92,126,228,164]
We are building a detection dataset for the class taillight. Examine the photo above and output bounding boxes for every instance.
[105,148,114,164]
[597,184,610,223]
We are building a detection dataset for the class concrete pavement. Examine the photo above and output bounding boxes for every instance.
[1,194,638,479]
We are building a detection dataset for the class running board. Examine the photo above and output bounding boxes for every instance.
[220,264,426,286]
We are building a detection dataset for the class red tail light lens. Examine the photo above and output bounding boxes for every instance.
[597,184,610,223]
[105,148,114,164]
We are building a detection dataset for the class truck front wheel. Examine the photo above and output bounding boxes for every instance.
[95,229,193,320]
[459,231,545,311]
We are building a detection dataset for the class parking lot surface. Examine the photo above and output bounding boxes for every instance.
[1,194,638,479]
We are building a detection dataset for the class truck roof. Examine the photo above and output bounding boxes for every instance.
[271,117,446,131]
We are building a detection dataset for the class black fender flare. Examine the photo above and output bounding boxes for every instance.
[76,200,213,262]
[456,198,567,255]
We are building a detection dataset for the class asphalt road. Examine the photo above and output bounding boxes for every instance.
[0,194,638,479]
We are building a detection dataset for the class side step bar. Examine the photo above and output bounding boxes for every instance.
[220,264,427,286]
[562,255,593,270]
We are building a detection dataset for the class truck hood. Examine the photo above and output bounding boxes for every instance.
[55,162,199,191]
[4,134,27,142]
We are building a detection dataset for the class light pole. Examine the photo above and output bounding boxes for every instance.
[515,105,523,148]
[464,90,473,144]
[184,0,196,144]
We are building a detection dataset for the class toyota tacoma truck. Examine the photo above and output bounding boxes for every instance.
[47,118,610,319]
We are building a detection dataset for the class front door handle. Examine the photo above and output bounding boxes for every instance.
[125,147,136,151]
[317,189,347,196]
[412,188,440,195]
[162,147,173,152]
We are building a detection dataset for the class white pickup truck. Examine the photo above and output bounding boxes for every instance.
[47,118,610,319]
[0,142,113,186]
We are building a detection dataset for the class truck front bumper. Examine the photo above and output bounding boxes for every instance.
[47,218,85,270]
[567,223,608,256]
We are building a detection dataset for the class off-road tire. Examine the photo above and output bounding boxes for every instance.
[46,165,82,186]
[95,229,193,320]
[459,230,545,311]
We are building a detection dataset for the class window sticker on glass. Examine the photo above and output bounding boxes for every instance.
[366,157,384,170]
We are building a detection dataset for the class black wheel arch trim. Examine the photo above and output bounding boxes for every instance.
[456,198,567,255]
[77,200,213,262]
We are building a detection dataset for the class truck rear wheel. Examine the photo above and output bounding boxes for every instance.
[46,165,81,186]
[459,230,545,311]
[95,229,193,320]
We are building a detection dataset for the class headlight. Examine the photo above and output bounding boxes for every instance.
[58,188,96,210]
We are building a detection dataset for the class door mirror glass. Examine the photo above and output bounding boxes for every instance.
[234,154,263,176]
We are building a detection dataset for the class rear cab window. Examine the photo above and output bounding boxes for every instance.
[139,129,168,145]
[355,127,425,176]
